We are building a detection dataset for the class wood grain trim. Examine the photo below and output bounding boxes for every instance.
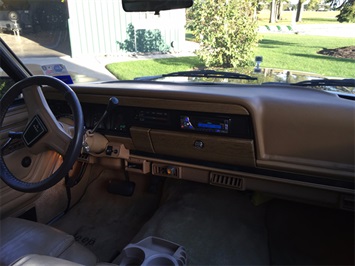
[150,130,255,167]
[130,127,155,153]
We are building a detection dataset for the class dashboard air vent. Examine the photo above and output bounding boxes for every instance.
[210,172,244,190]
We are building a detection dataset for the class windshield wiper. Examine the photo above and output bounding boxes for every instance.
[292,78,355,87]
[134,70,257,81]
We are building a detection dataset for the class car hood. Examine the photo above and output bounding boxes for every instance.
[152,68,354,95]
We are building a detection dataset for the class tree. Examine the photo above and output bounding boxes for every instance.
[336,0,355,22]
[276,0,284,20]
[296,0,306,22]
[269,0,277,23]
[305,0,323,11]
[268,0,283,23]
[187,0,259,68]
[325,0,355,22]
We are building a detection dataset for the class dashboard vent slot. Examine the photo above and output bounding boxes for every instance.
[210,172,244,190]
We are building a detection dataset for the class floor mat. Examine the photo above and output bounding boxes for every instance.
[130,179,270,265]
[266,199,354,265]
[52,171,161,262]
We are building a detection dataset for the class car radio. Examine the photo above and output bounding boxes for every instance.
[180,115,230,134]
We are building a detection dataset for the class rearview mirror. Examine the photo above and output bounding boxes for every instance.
[122,0,193,12]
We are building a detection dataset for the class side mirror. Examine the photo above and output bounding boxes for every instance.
[122,0,193,13]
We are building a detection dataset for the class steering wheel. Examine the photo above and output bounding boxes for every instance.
[0,76,84,192]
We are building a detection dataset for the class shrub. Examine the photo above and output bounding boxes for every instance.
[187,0,259,68]
[117,23,170,53]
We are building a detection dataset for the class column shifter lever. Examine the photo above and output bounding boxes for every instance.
[89,97,119,134]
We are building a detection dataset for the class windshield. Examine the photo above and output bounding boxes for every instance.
[0,0,354,95]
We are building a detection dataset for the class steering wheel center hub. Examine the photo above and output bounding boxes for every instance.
[22,115,48,147]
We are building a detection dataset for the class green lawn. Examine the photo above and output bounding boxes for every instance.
[106,34,355,80]
[257,33,355,77]
[186,11,341,41]
[106,56,204,80]
[258,10,340,26]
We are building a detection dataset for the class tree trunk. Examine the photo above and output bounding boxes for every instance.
[269,0,276,23]
[277,0,283,20]
[296,0,304,22]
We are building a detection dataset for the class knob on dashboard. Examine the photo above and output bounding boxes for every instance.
[166,166,177,176]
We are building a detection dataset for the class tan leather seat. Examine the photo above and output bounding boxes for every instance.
[0,217,99,265]
[11,254,116,266]
[11,254,86,266]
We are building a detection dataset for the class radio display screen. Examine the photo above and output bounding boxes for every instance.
[180,115,230,134]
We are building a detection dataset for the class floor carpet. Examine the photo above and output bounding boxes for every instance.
[53,175,354,265]
[130,178,270,265]
[127,178,354,265]
[266,199,354,265]
[52,170,161,262]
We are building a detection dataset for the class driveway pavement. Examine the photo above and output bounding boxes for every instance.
[1,32,198,83]
[293,23,355,37]
[259,23,355,37]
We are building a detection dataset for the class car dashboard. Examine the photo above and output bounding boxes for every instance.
[43,81,354,210]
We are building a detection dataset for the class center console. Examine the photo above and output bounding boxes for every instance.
[116,237,187,266]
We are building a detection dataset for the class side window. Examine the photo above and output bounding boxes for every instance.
[0,68,15,99]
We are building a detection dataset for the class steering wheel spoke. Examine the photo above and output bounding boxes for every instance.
[22,85,48,118]
[22,85,72,156]
[48,122,73,156]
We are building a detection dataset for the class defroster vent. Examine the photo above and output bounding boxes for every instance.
[210,172,244,190]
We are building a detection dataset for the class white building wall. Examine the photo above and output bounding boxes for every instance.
[67,0,186,57]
